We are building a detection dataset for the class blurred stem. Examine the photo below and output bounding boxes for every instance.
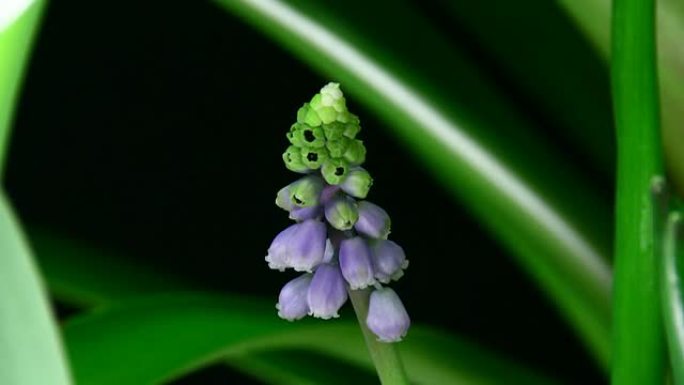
[661,211,684,385]
[611,0,666,383]
[557,0,684,193]
[348,289,410,385]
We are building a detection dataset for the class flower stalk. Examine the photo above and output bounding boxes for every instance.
[611,0,666,382]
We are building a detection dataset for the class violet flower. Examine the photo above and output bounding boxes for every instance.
[276,274,313,321]
[265,82,410,342]
[367,287,411,342]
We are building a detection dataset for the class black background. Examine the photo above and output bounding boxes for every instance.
[6,1,612,384]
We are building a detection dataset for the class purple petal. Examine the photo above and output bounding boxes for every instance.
[265,220,327,272]
[367,288,410,342]
[265,224,298,271]
[354,201,391,239]
[339,237,375,290]
[307,263,348,319]
[370,240,408,283]
[289,205,323,221]
[287,219,327,272]
[276,274,313,321]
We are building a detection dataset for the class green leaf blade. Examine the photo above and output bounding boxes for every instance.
[661,212,684,385]
[0,194,72,385]
[0,0,45,176]
[63,293,562,385]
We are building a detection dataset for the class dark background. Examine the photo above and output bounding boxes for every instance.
[6,1,613,384]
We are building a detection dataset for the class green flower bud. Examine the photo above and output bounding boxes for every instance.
[343,123,360,139]
[309,93,323,109]
[288,123,325,148]
[321,158,350,185]
[276,185,294,211]
[326,136,351,158]
[301,146,329,170]
[283,146,309,173]
[316,106,337,124]
[323,122,345,141]
[337,111,360,125]
[331,96,346,112]
[289,175,324,207]
[297,103,322,126]
[296,104,309,123]
[324,195,359,231]
[320,83,344,103]
[343,139,366,165]
[319,83,347,112]
[340,167,373,198]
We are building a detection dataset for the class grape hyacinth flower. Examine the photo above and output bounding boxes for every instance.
[265,83,410,343]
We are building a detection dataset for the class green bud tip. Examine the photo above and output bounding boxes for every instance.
[289,175,324,207]
[301,147,329,170]
[321,158,350,185]
[325,136,351,158]
[285,83,366,173]
[283,145,309,173]
[343,139,367,165]
[325,196,359,231]
[340,168,373,199]
[288,123,326,148]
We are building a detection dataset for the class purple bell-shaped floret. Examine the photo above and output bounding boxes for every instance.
[367,287,410,342]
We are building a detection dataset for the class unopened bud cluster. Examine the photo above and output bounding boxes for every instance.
[266,83,410,342]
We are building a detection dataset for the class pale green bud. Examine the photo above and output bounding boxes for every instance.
[301,146,329,170]
[297,103,322,126]
[325,136,351,158]
[276,186,294,211]
[316,106,337,124]
[282,145,309,173]
[343,122,361,138]
[343,139,366,165]
[323,122,345,141]
[309,93,323,109]
[337,111,360,125]
[289,175,324,207]
[324,196,359,231]
[340,167,373,199]
[320,83,347,112]
[321,158,350,185]
[287,123,325,148]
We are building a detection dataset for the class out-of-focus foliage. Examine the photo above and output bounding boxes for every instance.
[36,231,561,385]
[64,294,562,385]
[215,0,612,367]
[0,194,72,385]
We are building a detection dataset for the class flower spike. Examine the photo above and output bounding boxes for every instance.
[266,82,409,342]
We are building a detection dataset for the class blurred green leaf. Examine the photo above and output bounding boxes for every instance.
[226,350,378,385]
[213,0,611,367]
[63,293,562,385]
[33,231,561,385]
[661,212,684,385]
[29,229,193,306]
[431,0,614,172]
[558,0,684,192]
[0,0,45,177]
[0,194,72,385]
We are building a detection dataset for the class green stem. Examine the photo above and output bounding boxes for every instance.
[348,288,410,385]
[661,211,684,385]
[611,0,666,383]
